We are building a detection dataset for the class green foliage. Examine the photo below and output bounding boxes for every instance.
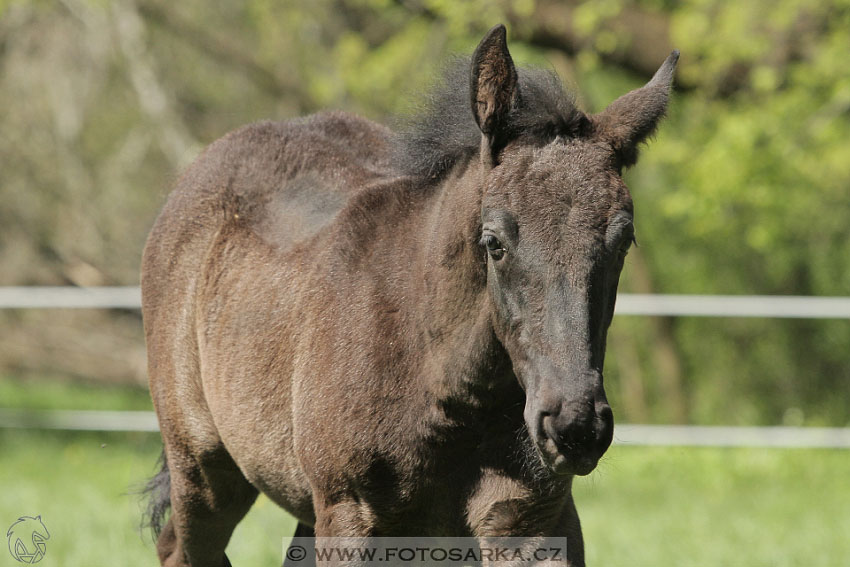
[637,1,850,425]
[567,0,850,425]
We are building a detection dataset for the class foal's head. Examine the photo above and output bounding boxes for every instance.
[471,25,677,475]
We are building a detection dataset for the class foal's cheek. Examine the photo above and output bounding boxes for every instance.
[486,267,512,324]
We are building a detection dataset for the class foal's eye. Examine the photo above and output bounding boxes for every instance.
[481,234,505,260]
[619,235,637,257]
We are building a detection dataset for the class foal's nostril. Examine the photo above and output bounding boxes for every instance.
[593,402,614,448]
[542,409,593,450]
[541,413,560,445]
[596,403,613,425]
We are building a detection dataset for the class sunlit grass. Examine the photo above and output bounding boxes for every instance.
[0,375,153,411]
[1,376,848,566]
[0,429,293,567]
[576,445,850,566]
[3,429,848,566]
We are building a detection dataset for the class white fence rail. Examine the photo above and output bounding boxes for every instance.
[0,409,160,432]
[2,287,849,446]
[0,286,142,309]
[614,424,850,449]
[616,294,850,319]
[3,286,850,318]
[1,409,848,448]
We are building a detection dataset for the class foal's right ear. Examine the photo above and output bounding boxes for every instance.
[470,24,518,164]
[591,50,679,167]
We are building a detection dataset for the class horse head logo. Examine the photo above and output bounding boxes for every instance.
[6,516,50,564]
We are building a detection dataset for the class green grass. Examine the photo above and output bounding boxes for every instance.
[0,429,295,567]
[575,446,850,566]
[1,429,848,566]
[1,377,848,565]
[0,375,153,411]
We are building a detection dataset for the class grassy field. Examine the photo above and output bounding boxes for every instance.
[1,377,848,566]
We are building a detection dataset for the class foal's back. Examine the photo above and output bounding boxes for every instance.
[145,111,393,268]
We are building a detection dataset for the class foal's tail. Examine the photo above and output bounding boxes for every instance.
[142,449,172,538]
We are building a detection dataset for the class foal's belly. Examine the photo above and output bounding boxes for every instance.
[237,447,316,524]
[209,388,317,524]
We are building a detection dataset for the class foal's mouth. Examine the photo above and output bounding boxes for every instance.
[530,415,614,477]
[537,438,604,477]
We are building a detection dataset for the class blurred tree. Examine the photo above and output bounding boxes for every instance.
[0,0,847,425]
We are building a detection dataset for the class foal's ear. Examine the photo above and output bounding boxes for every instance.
[470,24,519,163]
[592,50,679,166]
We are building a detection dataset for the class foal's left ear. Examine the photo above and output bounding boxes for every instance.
[592,50,679,166]
[470,24,519,164]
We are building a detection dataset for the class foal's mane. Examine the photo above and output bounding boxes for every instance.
[393,58,589,181]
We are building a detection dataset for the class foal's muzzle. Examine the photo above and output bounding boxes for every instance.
[525,370,614,476]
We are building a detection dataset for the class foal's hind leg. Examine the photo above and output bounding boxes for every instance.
[158,443,258,566]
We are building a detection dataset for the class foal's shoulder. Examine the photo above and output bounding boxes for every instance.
[200,112,398,252]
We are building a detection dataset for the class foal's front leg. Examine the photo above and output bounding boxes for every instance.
[555,492,584,567]
[467,472,583,566]
[313,498,377,536]
[552,494,584,567]
[308,498,378,567]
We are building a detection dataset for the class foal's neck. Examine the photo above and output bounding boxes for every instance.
[411,161,513,408]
